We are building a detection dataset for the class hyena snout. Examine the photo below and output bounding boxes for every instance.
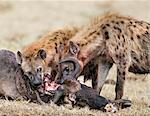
[30,75,42,87]
[56,76,65,84]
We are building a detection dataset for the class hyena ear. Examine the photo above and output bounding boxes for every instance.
[37,49,46,60]
[16,51,23,64]
[69,41,80,57]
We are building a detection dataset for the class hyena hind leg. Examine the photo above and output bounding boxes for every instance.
[97,58,113,94]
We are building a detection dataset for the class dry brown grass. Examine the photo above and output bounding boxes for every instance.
[0,1,149,115]
[0,74,149,116]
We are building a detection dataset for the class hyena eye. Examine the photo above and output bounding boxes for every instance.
[63,67,71,75]
[28,72,32,76]
[64,67,69,72]
[37,66,43,72]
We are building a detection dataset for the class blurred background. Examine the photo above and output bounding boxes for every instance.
[0,0,149,51]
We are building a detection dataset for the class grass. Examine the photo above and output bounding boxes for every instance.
[0,72,149,116]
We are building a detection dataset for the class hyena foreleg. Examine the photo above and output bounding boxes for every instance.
[115,54,130,100]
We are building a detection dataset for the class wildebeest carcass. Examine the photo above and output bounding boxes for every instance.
[41,75,131,112]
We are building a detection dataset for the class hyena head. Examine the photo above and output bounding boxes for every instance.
[56,41,82,84]
[17,49,47,87]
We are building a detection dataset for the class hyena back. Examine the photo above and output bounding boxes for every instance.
[58,13,150,100]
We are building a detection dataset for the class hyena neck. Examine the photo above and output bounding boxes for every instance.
[69,13,118,66]
[70,27,104,66]
[78,44,104,66]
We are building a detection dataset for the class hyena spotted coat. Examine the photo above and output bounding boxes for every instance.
[17,26,79,83]
[58,13,150,100]
[17,26,98,87]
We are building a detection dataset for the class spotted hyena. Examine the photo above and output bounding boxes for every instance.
[57,13,150,100]
[17,26,99,89]
[0,49,41,101]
